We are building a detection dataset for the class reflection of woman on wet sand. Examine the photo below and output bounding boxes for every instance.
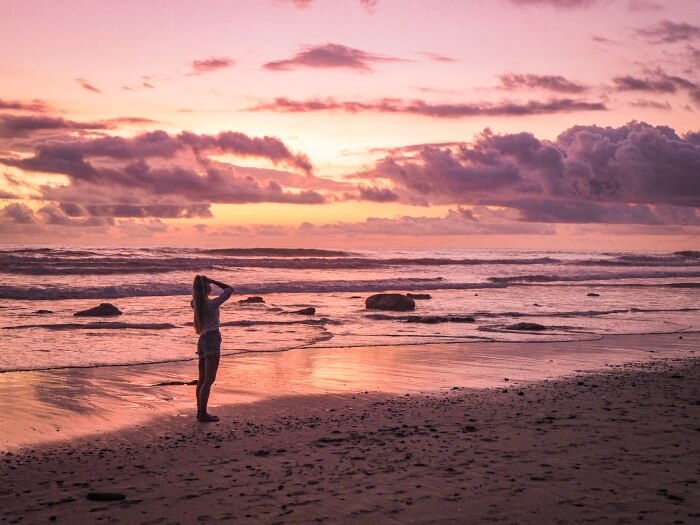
[192,275,234,422]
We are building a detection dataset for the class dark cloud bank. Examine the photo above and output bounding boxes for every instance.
[0,121,698,234]
[360,121,700,225]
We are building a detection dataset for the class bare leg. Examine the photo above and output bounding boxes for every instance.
[197,353,220,422]
[196,357,205,417]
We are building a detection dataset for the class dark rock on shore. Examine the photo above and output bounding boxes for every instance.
[365,294,416,311]
[74,303,122,317]
[239,296,265,304]
[506,322,546,331]
[587,292,600,297]
[407,293,432,300]
[293,307,316,315]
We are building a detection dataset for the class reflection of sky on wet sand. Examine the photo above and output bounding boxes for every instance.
[1,332,697,450]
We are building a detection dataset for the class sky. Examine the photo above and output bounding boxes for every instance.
[1,0,699,249]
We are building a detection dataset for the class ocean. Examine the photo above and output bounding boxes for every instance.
[1,246,698,373]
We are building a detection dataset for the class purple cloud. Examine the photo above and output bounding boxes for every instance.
[352,122,700,224]
[592,35,617,44]
[0,115,110,138]
[60,202,212,219]
[0,98,51,113]
[0,127,325,220]
[613,71,696,93]
[37,204,114,227]
[188,57,235,75]
[637,20,700,44]
[263,43,402,72]
[1,129,312,173]
[499,73,587,93]
[0,203,36,224]
[355,185,400,202]
[104,117,159,126]
[76,78,102,94]
[249,96,607,117]
[629,99,671,110]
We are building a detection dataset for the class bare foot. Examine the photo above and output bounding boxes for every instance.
[197,413,219,422]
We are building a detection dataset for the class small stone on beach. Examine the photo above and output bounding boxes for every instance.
[86,492,126,502]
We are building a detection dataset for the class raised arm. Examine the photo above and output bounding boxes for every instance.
[205,276,234,292]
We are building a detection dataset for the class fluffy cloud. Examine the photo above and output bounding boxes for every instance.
[354,122,700,224]
[1,129,312,173]
[637,20,700,44]
[0,127,326,221]
[355,185,400,202]
[249,96,607,117]
[0,202,114,228]
[499,73,587,93]
[187,57,235,75]
[263,43,402,72]
[0,203,36,224]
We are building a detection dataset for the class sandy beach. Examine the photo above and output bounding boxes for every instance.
[1,333,699,523]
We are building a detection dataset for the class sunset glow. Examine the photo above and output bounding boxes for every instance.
[1,0,698,248]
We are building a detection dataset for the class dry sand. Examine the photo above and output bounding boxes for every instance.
[1,350,699,523]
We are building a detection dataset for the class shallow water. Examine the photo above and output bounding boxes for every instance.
[1,246,699,372]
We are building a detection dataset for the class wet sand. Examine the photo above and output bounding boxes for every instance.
[0,332,698,450]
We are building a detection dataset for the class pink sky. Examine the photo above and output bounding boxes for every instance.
[0,0,699,249]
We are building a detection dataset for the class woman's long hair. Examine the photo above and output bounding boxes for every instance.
[192,275,209,335]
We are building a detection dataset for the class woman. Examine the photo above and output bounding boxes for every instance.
[192,274,234,422]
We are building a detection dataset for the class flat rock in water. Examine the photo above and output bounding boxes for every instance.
[239,296,264,304]
[587,292,600,297]
[405,315,475,324]
[74,303,122,317]
[506,322,546,331]
[407,293,432,300]
[292,307,316,315]
[365,293,416,311]
[35,309,53,314]
[86,492,126,502]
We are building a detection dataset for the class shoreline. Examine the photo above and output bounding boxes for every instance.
[1,355,698,523]
[0,332,698,452]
